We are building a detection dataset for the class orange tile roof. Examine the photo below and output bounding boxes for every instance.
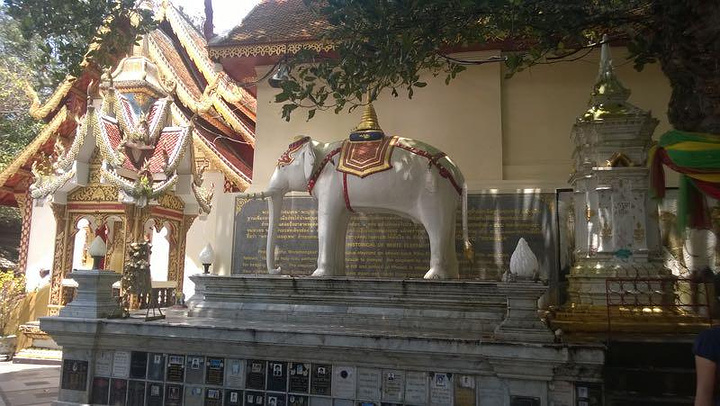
[212,0,330,47]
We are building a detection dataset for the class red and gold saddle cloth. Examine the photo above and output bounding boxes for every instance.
[336,136,398,178]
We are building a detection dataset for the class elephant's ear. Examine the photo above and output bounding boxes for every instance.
[303,143,316,181]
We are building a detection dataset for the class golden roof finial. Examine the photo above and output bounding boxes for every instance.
[354,103,383,134]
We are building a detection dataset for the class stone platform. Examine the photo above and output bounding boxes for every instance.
[41,275,605,406]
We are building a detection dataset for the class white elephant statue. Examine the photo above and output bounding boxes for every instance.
[241,105,472,279]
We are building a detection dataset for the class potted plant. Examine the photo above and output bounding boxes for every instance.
[0,270,25,360]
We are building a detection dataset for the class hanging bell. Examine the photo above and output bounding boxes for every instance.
[268,63,290,88]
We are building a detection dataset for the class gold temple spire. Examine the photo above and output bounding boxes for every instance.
[354,103,383,134]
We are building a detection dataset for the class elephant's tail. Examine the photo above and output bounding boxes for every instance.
[462,183,474,263]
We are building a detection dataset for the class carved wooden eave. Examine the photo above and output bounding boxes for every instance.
[0,0,254,206]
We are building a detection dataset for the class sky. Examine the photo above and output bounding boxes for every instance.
[171,0,261,35]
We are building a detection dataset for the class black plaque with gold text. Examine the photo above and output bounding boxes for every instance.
[232,193,557,280]
[166,355,185,383]
[206,358,225,386]
[61,359,88,391]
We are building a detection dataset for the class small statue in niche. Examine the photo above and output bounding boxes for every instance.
[121,241,164,320]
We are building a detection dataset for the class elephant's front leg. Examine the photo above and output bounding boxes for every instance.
[313,202,350,277]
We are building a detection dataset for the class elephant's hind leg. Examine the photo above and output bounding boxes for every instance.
[420,202,459,280]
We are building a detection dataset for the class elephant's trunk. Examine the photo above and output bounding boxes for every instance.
[266,193,284,274]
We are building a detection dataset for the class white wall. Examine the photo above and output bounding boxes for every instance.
[25,201,57,292]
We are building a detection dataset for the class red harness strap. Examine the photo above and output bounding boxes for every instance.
[342,173,354,212]
[307,147,342,195]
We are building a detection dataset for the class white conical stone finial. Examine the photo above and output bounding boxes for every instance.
[88,235,107,257]
[199,243,215,264]
[510,238,538,279]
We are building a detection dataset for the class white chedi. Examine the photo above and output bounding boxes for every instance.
[509,237,539,281]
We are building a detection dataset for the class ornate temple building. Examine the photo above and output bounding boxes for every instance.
[0,1,256,315]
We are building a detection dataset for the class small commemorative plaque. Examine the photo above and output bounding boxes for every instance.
[205,388,223,406]
[382,370,404,403]
[166,355,185,383]
[108,378,127,406]
[356,368,381,401]
[186,356,206,384]
[310,364,332,396]
[148,353,166,381]
[112,351,131,378]
[308,397,331,406]
[246,360,266,390]
[404,372,428,405]
[61,359,88,391]
[287,394,308,406]
[454,375,475,406]
[266,392,286,406]
[90,377,110,405]
[224,389,243,406]
[127,380,146,406]
[331,366,355,399]
[267,361,288,392]
[165,384,183,406]
[245,390,265,405]
[288,362,310,393]
[185,386,204,406]
[95,350,113,377]
[146,382,163,406]
[429,372,453,406]
[225,359,245,388]
[206,357,225,386]
[130,352,148,379]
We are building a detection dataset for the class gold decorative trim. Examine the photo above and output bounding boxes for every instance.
[191,182,213,214]
[235,197,250,215]
[162,4,256,118]
[25,78,76,120]
[147,32,255,146]
[208,41,335,59]
[0,106,69,186]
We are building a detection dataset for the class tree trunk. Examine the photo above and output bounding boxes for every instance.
[656,0,720,134]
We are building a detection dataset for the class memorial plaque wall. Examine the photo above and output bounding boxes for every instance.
[233,193,557,280]
[247,360,267,390]
[166,384,183,406]
[61,359,88,391]
[90,377,110,404]
[310,364,332,396]
[225,389,243,406]
[130,352,148,379]
[287,394,308,406]
[146,382,163,406]
[404,372,428,405]
[185,386,204,406]
[205,388,223,406]
[267,361,288,392]
[109,378,127,406]
[95,351,113,377]
[112,351,130,378]
[429,373,453,406]
[226,359,245,388]
[206,357,225,386]
[186,356,205,384]
[82,351,492,405]
[148,353,166,381]
[167,355,185,383]
[289,363,310,393]
[127,380,145,406]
